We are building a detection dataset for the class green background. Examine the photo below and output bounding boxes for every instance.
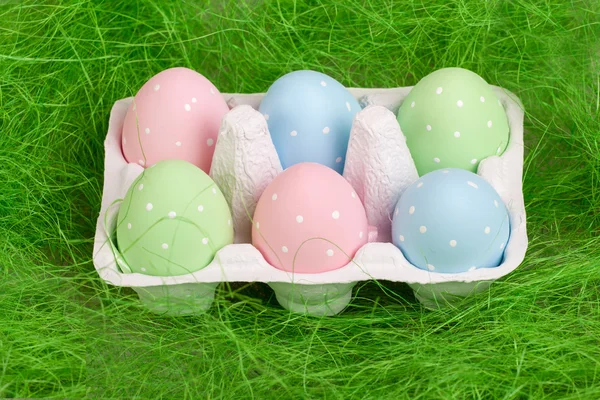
[1,0,598,398]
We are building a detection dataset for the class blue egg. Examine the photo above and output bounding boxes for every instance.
[258,70,361,174]
[391,168,510,273]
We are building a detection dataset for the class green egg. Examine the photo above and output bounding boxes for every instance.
[397,67,510,176]
[116,159,233,276]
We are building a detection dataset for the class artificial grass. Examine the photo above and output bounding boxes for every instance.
[0,0,599,398]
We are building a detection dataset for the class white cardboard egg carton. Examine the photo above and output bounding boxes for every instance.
[93,86,527,316]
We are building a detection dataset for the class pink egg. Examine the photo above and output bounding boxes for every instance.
[252,162,369,274]
[121,67,229,172]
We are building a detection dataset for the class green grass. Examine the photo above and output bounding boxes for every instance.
[1,0,599,398]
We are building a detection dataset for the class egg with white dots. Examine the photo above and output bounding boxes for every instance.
[116,159,233,276]
[252,162,370,274]
[258,70,362,174]
[391,168,510,273]
[397,67,509,176]
[121,67,229,173]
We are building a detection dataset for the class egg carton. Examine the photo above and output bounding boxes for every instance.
[93,86,527,316]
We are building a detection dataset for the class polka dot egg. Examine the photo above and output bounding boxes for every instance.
[397,67,509,176]
[121,67,229,172]
[252,162,369,273]
[258,70,361,174]
[116,159,233,276]
[391,168,510,273]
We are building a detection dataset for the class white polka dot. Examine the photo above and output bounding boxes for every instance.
[346,102,351,111]
[322,127,330,134]
[210,87,215,95]
[427,264,435,271]
[162,243,168,249]
[146,203,153,211]
[197,205,204,212]
[138,160,145,166]
[320,81,327,87]
[272,193,278,201]
[138,184,144,191]
[487,120,493,128]
[145,128,150,134]
[411,101,415,108]
[494,200,499,208]
[399,235,405,242]
[264,114,269,120]
[480,96,485,102]
[336,157,342,163]
[500,242,506,249]
[457,100,463,107]
[290,130,297,137]
[212,188,217,194]
[154,84,160,91]
[471,159,478,165]
[433,157,440,163]
[202,238,209,245]
[192,97,197,103]
[467,181,479,189]
[468,266,477,272]
[359,231,364,239]
[282,246,288,253]
[296,215,303,223]
[326,249,334,256]
[332,210,340,219]
[426,125,432,131]
[207,138,214,147]
[395,208,399,216]
[449,240,457,247]
[454,131,460,138]
[417,182,423,188]
[255,222,260,229]
[436,87,443,94]
[184,104,191,111]
[497,146,502,154]
[409,206,415,215]
[141,267,147,272]
[175,141,182,147]
[484,226,491,234]
[227,219,231,225]
[351,192,356,198]
[168,211,176,219]
[419,226,427,234]
[127,223,132,230]
[123,137,127,145]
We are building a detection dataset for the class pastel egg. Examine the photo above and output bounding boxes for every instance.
[116,159,233,276]
[397,67,509,176]
[391,168,510,273]
[122,67,229,172]
[252,162,368,273]
[258,70,361,174]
